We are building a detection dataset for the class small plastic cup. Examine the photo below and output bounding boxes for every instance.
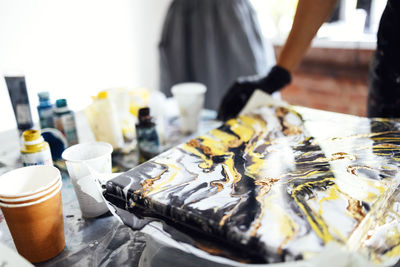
[62,142,112,218]
[0,166,65,263]
[171,83,207,134]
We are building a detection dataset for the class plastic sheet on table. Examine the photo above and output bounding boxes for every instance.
[37,221,146,267]
[102,203,379,267]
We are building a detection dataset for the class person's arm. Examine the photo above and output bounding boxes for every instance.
[278,0,338,71]
[217,0,339,121]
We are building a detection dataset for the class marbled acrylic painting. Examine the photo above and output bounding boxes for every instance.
[105,104,400,264]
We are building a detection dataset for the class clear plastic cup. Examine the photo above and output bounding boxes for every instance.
[0,166,65,263]
[171,83,207,134]
[62,142,112,218]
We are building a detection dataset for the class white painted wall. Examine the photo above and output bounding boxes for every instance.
[0,0,172,131]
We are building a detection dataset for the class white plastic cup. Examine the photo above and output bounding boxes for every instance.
[62,142,112,218]
[171,83,207,134]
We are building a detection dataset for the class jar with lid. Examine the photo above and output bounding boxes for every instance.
[20,129,53,166]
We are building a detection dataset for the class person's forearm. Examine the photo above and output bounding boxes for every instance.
[277,0,338,72]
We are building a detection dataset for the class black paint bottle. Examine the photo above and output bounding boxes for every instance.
[5,76,34,134]
[136,107,160,163]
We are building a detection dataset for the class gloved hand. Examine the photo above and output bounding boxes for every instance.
[217,65,291,121]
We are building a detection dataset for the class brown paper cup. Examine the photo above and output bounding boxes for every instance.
[0,179,61,205]
[0,165,61,198]
[0,177,59,200]
[0,184,65,263]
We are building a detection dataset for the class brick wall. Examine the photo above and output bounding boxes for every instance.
[276,46,374,117]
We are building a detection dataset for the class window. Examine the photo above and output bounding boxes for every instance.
[252,0,386,46]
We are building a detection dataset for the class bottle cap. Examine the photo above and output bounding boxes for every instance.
[38,92,50,100]
[97,91,108,99]
[56,99,67,108]
[23,129,41,142]
[138,107,150,118]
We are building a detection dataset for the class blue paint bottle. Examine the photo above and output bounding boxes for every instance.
[136,107,160,163]
[37,92,54,129]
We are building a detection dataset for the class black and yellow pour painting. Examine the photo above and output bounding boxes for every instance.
[105,105,400,264]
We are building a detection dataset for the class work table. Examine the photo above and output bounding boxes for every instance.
[1,106,400,266]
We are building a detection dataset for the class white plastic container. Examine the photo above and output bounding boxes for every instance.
[85,91,124,149]
[171,83,207,134]
[62,142,112,218]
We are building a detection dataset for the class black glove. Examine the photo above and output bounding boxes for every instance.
[217,65,291,121]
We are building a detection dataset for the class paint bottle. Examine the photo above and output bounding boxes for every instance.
[4,76,34,134]
[37,91,54,129]
[20,129,53,166]
[54,99,78,146]
[136,107,160,163]
[89,91,124,149]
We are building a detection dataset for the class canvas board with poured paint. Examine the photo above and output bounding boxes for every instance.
[104,104,400,264]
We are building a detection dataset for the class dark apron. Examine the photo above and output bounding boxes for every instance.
[159,0,275,110]
[368,0,400,118]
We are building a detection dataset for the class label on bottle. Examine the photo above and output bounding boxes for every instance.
[54,115,64,134]
[62,113,78,146]
[136,126,160,162]
[16,104,32,125]
[21,148,53,166]
[38,107,54,128]
[55,113,78,146]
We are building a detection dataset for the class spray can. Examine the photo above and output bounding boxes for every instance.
[54,99,78,146]
[136,107,160,163]
[21,130,53,166]
[37,92,54,129]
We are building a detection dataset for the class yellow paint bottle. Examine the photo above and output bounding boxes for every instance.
[20,129,53,166]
